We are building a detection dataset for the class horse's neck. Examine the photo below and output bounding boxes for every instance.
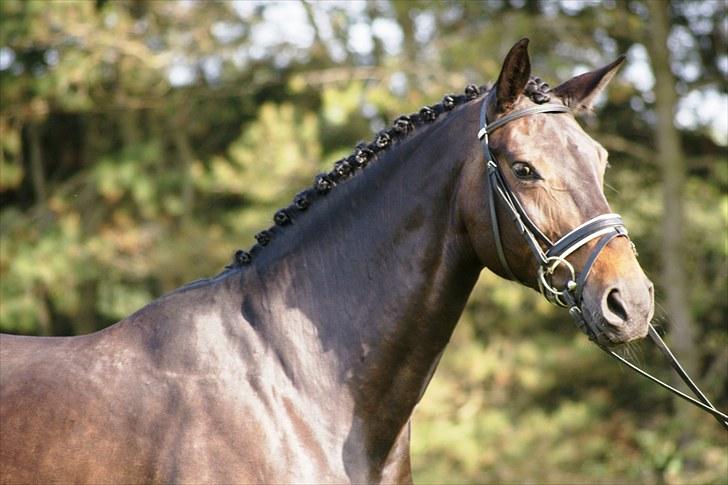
[243,105,482,469]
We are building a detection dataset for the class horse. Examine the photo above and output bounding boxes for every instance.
[0,39,654,484]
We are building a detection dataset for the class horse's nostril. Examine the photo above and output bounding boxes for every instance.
[606,288,628,323]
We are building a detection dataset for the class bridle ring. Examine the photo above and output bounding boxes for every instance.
[538,255,576,302]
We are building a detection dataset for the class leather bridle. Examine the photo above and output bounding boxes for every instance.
[478,97,728,430]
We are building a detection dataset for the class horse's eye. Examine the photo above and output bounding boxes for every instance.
[513,162,536,179]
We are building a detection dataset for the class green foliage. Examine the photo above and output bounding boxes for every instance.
[1,1,726,482]
[225,103,321,205]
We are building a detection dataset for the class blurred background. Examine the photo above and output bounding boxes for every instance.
[0,0,726,483]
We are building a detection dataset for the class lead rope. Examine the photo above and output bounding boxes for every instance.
[606,329,728,428]
[479,96,728,430]
[563,300,728,428]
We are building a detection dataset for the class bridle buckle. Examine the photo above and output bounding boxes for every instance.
[537,255,576,307]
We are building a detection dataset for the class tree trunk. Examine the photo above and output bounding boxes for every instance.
[26,121,46,205]
[392,2,417,87]
[118,108,140,146]
[646,0,697,374]
[646,0,699,427]
[173,128,195,224]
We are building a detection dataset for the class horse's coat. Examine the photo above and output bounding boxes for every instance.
[0,40,653,484]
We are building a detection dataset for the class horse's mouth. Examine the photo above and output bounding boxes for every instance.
[601,326,650,348]
[581,304,651,348]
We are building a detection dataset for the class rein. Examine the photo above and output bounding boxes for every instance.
[478,98,728,430]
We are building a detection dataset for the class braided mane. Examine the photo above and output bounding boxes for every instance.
[227,77,552,268]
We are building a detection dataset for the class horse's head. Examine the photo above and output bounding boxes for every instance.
[462,39,653,345]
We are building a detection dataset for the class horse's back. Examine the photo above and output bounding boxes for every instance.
[0,281,309,484]
[0,327,168,483]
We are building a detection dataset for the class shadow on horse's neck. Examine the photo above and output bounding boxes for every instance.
[238,100,483,471]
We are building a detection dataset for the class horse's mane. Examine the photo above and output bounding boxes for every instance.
[226,77,552,268]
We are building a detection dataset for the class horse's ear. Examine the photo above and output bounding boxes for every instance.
[494,38,531,113]
[552,56,626,113]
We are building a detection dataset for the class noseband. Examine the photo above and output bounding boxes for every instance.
[478,98,728,429]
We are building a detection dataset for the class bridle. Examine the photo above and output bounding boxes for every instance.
[478,96,728,430]
[479,101,627,320]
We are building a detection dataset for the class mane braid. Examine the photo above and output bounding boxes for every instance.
[226,79,549,269]
[524,76,551,104]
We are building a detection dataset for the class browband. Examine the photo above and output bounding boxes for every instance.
[478,103,570,140]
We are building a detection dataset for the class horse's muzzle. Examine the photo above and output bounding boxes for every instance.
[585,275,654,345]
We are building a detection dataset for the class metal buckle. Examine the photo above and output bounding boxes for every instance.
[568,305,598,342]
[478,127,488,141]
[537,255,576,307]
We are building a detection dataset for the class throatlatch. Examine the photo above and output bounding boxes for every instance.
[478,96,728,430]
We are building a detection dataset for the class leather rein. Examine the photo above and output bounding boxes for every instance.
[478,98,728,430]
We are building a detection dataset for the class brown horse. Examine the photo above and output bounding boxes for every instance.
[0,39,653,484]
